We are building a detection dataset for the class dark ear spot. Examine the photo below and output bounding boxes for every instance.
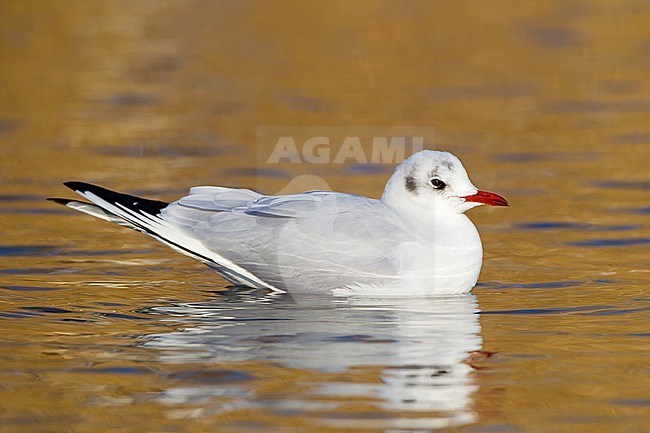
[405,176,418,194]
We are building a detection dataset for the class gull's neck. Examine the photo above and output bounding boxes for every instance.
[381,188,478,244]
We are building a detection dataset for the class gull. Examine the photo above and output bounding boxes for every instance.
[49,150,508,296]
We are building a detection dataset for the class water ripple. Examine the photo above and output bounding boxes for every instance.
[567,238,650,247]
[1,285,60,292]
[592,180,650,190]
[0,245,59,257]
[480,305,601,315]
[515,222,640,231]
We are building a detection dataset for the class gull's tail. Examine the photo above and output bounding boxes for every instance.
[48,182,280,292]
[48,182,169,232]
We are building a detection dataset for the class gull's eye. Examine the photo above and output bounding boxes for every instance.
[430,178,446,190]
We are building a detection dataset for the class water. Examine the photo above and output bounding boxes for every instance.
[1,1,649,432]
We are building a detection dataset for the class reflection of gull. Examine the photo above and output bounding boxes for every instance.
[372,296,480,415]
[142,294,482,428]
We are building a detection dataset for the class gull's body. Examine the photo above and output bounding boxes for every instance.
[50,150,507,296]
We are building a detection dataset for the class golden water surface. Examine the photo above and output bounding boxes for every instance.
[0,1,648,432]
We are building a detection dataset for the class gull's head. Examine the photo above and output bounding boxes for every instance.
[381,150,508,215]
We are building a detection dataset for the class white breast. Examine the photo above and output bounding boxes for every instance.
[331,214,483,296]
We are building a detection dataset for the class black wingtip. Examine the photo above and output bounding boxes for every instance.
[63,181,93,192]
[47,197,74,206]
[61,181,170,215]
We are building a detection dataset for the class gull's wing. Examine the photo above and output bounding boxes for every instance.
[53,182,281,291]
[163,189,416,293]
[52,182,417,294]
[178,187,263,211]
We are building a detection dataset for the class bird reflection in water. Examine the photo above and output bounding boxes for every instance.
[141,292,483,429]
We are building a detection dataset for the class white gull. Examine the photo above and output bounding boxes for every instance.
[49,150,508,296]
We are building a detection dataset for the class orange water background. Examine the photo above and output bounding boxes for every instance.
[0,1,648,432]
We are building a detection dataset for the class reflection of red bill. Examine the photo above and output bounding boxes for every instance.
[462,190,509,207]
